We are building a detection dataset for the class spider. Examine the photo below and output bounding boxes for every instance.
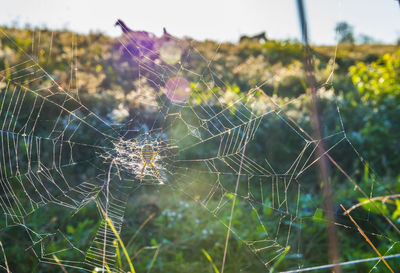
[134,143,161,181]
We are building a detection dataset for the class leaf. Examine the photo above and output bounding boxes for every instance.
[392,200,400,220]
[313,208,324,223]
[66,225,75,234]
[225,193,234,200]
[358,198,389,215]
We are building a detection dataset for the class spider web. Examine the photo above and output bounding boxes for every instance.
[0,20,398,273]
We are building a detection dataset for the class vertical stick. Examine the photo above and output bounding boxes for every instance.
[296,0,341,271]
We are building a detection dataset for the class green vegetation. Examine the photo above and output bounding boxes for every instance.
[0,26,399,272]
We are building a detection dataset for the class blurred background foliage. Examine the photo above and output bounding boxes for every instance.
[0,24,399,272]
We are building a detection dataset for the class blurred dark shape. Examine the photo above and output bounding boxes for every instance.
[364,53,379,62]
[138,203,160,221]
[114,19,174,60]
[335,21,355,43]
[112,19,184,94]
[115,19,132,34]
[115,19,155,57]
[239,31,267,43]
[163,27,173,40]
[358,33,375,44]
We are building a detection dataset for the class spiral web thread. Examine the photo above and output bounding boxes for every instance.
[0,24,398,273]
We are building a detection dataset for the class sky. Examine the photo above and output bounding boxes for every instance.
[0,0,399,45]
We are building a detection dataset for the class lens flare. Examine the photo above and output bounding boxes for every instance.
[164,76,191,103]
[160,41,182,65]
